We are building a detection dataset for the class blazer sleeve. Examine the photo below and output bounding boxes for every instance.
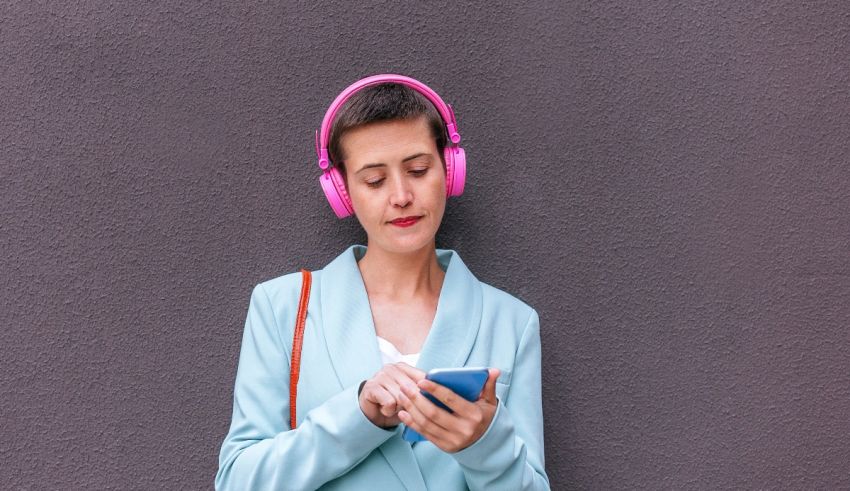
[451,308,551,490]
[215,283,398,491]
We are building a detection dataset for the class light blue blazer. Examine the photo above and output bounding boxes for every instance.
[216,244,550,490]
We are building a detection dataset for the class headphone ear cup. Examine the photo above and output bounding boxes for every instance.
[319,167,354,218]
[443,146,466,197]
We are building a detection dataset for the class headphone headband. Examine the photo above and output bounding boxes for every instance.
[315,74,462,170]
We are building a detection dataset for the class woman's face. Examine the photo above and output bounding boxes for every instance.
[339,115,446,255]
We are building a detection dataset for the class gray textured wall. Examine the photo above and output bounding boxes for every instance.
[2,1,848,489]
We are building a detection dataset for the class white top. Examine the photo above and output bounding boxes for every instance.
[376,336,420,367]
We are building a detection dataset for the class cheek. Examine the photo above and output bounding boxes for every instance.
[428,169,447,196]
[429,189,447,218]
[347,188,374,223]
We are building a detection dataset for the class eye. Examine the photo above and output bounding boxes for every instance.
[364,168,427,188]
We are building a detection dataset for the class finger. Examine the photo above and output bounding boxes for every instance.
[397,408,455,445]
[481,368,501,404]
[399,382,454,432]
[379,366,418,403]
[375,365,410,402]
[398,391,455,441]
[394,362,426,382]
[376,369,410,403]
[380,400,398,417]
[372,386,399,416]
[365,385,398,410]
[416,379,475,415]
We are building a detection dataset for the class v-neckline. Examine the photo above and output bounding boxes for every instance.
[353,245,448,353]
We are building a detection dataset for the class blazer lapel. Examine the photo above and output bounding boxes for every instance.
[415,248,483,372]
[379,432,428,491]
[320,244,383,391]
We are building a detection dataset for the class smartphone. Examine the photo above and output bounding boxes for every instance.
[401,367,490,443]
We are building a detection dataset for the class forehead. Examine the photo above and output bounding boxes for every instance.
[340,116,436,167]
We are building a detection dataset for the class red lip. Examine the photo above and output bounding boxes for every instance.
[390,216,422,226]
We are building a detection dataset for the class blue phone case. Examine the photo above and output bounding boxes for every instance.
[402,367,489,443]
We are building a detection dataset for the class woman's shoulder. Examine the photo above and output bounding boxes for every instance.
[252,269,325,307]
[477,279,538,327]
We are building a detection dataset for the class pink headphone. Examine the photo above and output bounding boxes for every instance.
[315,74,467,218]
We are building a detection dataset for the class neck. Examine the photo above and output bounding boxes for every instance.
[357,241,445,302]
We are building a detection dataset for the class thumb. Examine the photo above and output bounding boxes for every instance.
[481,368,501,404]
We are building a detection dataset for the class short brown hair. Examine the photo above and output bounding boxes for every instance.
[327,82,447,175]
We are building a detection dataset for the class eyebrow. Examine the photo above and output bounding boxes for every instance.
[355,153,430,175]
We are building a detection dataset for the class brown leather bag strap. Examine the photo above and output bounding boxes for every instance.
[289,269,311,429]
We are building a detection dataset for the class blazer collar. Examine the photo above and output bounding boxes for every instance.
[320,244,484,390]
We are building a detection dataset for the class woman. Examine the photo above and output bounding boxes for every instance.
[215,74,550,490]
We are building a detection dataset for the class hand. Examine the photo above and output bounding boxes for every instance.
[397,368,501,453]
[359,362,426,429]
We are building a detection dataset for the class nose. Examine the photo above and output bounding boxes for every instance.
[388,172,413,208]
